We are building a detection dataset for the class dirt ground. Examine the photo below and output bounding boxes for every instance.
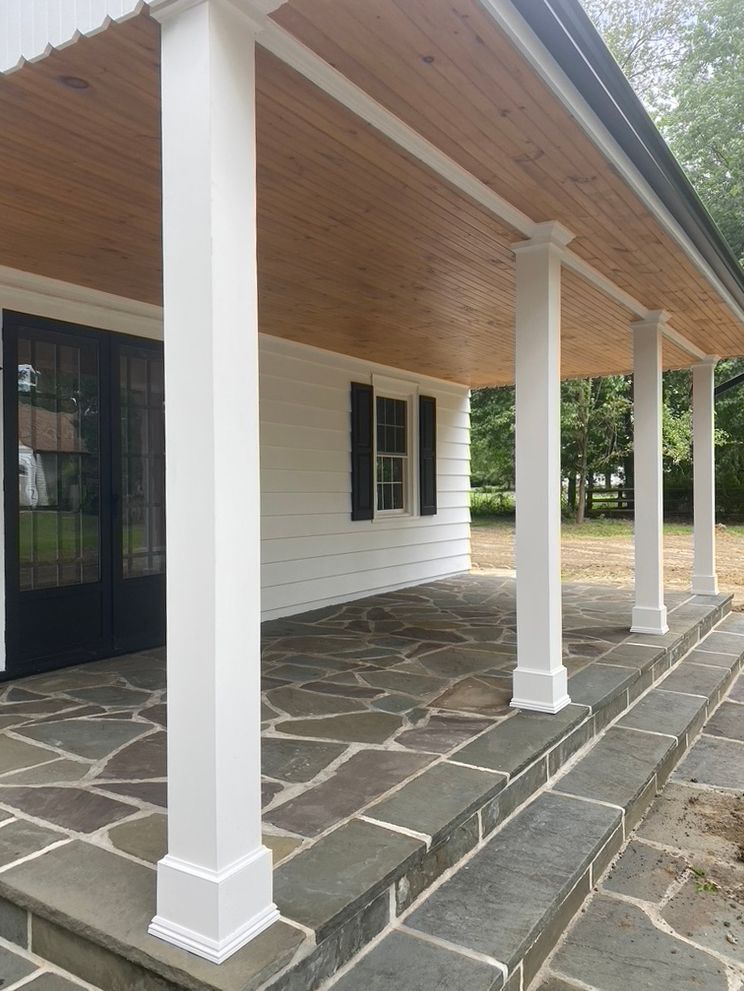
[471,518,744,610]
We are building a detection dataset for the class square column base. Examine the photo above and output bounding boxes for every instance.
[511,666,570,714]
[630,605,668,636]
[692,574,719,596]
[149,845,278,964]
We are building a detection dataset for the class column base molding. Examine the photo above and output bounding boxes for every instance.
[511,666,571,714]
[692,574,719,596]
[150,846,278,964]
[630,605,669,636]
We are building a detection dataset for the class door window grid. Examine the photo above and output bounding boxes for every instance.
[17,336,101,591]
[376,396,408,512]
[120,348,165,578]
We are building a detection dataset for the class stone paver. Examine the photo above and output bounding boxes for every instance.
[264,749,433,837]
[331,930,502,991]
[550,894,728,991]
[0,578,726,991]
[555,726,674,821]
[0,819,65,867]
[0,787,134,833]
[405,792,619,970]
[0,941,38,984]
[274,818,423,937]
[368,762,506,842]
[13,719,146,761]
[704,701,744,742]
[673,735,744,791]
[637,782,744,862]
[602,839,686,902]
[618,689,706,740]
[659,662,731,700]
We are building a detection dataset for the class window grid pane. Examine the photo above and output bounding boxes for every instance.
[120,347,165,579]
[18,336,100,591]
[375,395,407,513]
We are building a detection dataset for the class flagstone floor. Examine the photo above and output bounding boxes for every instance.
[0,576,690,879]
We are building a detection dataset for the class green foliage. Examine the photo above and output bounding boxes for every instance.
[468,2,744,521]
[662,0,744,263]
[470,386,515,487]
[581,0,744,263]
[470,488,515,518]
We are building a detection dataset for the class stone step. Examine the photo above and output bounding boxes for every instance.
[0,594,736,991]
[325,605,743,991]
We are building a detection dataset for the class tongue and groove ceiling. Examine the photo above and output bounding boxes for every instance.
[0,4,737,385]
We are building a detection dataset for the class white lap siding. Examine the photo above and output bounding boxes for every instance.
[259,336,471,619]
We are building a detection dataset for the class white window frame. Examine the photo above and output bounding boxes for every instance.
[372,374,419,520]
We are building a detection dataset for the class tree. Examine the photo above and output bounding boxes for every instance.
[581,0,744,263]
[580,0,700,114]
[661,0,744,263]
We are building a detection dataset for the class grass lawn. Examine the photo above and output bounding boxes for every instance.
[471,516,744,608]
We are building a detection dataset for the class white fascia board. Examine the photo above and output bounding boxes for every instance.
[479,0,744,331]
[0,265,163,339]
[255,19,535,238]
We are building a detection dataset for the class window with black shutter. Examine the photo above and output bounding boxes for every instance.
[350,384,437,520]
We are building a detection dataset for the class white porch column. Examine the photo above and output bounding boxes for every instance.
[511,222,573,714]
[149,0,278,963]
[692,358,719,595]
[631,312,668,635]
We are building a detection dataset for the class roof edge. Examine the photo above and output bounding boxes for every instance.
[508,0,744,320]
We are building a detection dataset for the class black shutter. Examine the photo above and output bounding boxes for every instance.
[419,395,437,516]
[350,382,374,521]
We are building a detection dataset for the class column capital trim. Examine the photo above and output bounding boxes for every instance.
[694,355,720,367]
[150,0,285,27]
[512,220,575,255]
[631,309,669,332]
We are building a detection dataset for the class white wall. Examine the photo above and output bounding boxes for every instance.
[259,336,471,619]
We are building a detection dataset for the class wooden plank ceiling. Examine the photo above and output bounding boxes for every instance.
[0,6,740,386]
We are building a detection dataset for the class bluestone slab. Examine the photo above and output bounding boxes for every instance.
[332,930,502,991]
[659,663,730,700]
[556,726,674,814]
[274,819,423,938]
[454,705,588,776]
[552,894,728,991]
[618,689,706,740]
[406,791,619,969]
[367,762,506,842]
[673,735,744,791]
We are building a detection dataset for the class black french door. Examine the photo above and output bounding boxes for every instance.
[3,313,166,676]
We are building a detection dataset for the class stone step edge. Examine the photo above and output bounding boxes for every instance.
[518,648,742,991]
[323,611,743,991]
[285,599,740,991]
[0,596,733,991]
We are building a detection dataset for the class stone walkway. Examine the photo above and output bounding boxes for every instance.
[535,669,744,991]
[0,575,729,991]
[0,576,685,875]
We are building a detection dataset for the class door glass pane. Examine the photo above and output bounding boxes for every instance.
[120,347,165,579]
[18,335,100,590]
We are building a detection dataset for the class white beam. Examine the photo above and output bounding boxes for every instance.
[631,312,668,635]
[692,357,719,594]
[511,222,572,713]
[663,324,707,362]
[149,0,277,963]
[480,0,744,337]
